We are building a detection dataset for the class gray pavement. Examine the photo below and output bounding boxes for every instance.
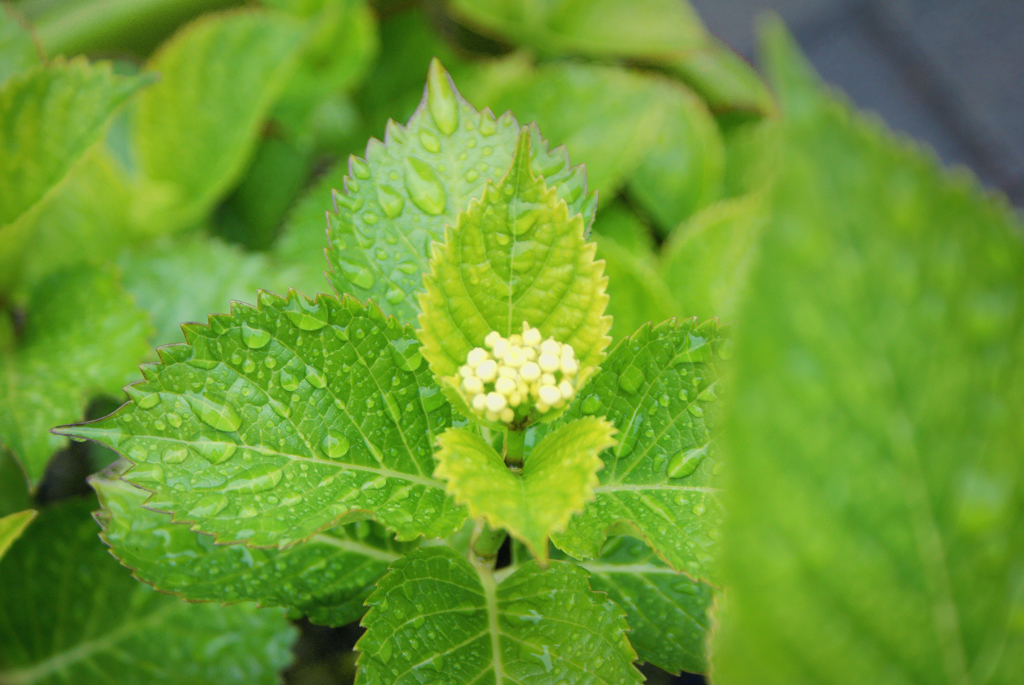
[690,0,1024,206]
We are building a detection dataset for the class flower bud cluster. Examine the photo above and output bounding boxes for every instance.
[458,322,579,424]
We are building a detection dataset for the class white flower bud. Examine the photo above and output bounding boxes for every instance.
[485,391,507,413]
[520,361,541,382]
[558,380,575,401]
[509,334,522,346]
[561,345,575,360]
[536,401,550,413]
[471,394,487,413]
[459,365,473,378]
[491,338,510,358]
[541,373,556,386]
[508,391,522,407]
[498,365,517,379]
[476,359,497,382]
[523,347,537,361]
[523,326,542,347]
[539,384,561,406]
[560,357,579,376]
[538,352,560,373]
[503,346,525,367]
[540,339,561,356]
[495,377,516,396]
[485,410,500,422]
[466,347,489,368]
[500,407,515,423]
[463,376,484,395]
[484,331,502,348]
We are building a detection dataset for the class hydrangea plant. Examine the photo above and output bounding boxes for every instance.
[55,60,728,683]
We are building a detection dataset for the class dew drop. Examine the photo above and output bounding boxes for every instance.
[688,404,705,418]
[264,357,277,369]
[378,639,393,664]
[284,299,329,331]
[362,211,379,225]
[350,156,371,180]
[580,395,602,415]
[280,370,300,392]
[426,59,458,135]
[617,366,644,395]
[189,494,229,518]
[167,412,182,428]
[224,464,284,494]
[193,440,239,465]
[241,323,271,349]
[479,111,497,136]
[668,445,708,479]
[418,129,441,153]
[377,185,405,218]
[465,169,479,183]
[186,395,241,432]
[162,446,188,464]
[692,502,707,516]
[404,157,446,215]
[322,430,351,459]
[385,288,406,305]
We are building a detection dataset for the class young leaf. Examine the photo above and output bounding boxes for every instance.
[580,536,715,675]
[0,509,35,562]
[132,9,305,231]
[418,128,611,415]
[434,417,616,562]
[660,191,769,321]
[56,292,466,547]
[356,545,643,684]
[0,498,296,685]
[325,58,521,321]
[0,57,144,228]
[0,5,40,87]
[93,470,409,627]
[544,318,728,583]
[0,265,151,488]
[711,22,1024,685]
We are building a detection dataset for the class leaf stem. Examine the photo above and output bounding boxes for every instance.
[469,519,506,570]
[503,428,526,469]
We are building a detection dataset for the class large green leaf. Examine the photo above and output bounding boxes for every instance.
[449,0,706,60]
[57,292,466,547]
[93,469,410,627]
[356,545,643,684]
[580,536,714,675]
[593,204,681,342]
[0,509,34,563]
[0,266,151,488]
[711,22,1024,685]
[434,418,615,562]
[0,59,144,291]
[660,191,768,321]
[418,128,611,412]
[132,9,305,232]
[545,318,729,583]
[0,5,40,87]
[0,498,296,685]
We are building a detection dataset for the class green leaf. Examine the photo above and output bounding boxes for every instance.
[711,22,1024,685]
[660,191,769,321]
[0,451,32,516]
[0,59,144,291]
[325,58,524,321]
[667,37,775,115]
[93,469,410,627]
[0,5,40,87]
[57,291,466,547]
[356,545,643,684]
[0,509,34,562]
[435,417,615,561]
[0,265,151,488]
[592,205,681,341]
[462,57,677,207]
[0,497,296,685]
[0,57,143,228]
[580,536,715,675]
[626,82,725,234]
[418,128,611,421]
[449,0,706,60]
[132,9,306,231]
[545,318,729,583]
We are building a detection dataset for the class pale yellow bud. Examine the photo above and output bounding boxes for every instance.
[485,391,507,413]
[509,334,522,346]
[459,365,473,378]
[536,401,550,413]
[466,347,489,368]
[500,407,515,423]
[485,410,501,422]
[538,352,560,373]
[541,373,556,386]
[491,338,510,358]
[495,377,516,396]
[503,347,525,367]
[484,331,502,348]
[520,361,541,383]
[476,359,497,382]
[471,394,487,413]
[539,384,561,406]
[523,347,537,361]
[508,391,522,407]
[463,376,484,395]
[560,357,579,376]
[540,339,561,356]
[558,380,575,401]
[498,365,517,379]
[522,326,542,347]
